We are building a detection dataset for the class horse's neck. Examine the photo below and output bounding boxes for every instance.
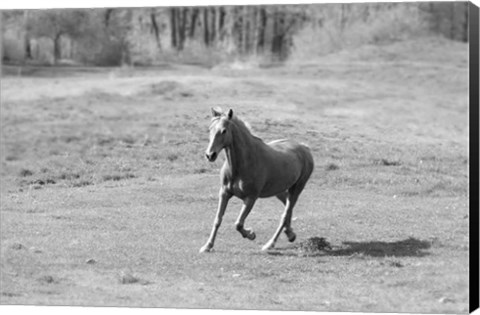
[225,122,258,178]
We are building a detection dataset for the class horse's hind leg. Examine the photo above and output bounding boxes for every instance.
[276,192,296,242]
[283,161,313,244]
[263,153,314,251]
[262,193,299,251]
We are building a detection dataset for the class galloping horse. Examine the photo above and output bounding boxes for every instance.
[200,108,314,253]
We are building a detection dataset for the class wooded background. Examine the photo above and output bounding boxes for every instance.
[1,2,470,66]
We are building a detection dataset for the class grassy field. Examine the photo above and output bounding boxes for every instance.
[0,37,469,313]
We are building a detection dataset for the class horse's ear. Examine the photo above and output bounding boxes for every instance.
[211,107,222,117]
[227,109,233,120]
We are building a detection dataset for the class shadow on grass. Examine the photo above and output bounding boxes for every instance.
[266,237,431,258]
[328,237,431,257]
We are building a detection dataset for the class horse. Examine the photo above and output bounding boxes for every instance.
[199,107,314,253]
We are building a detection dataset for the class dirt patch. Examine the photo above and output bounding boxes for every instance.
[298,237,333,254]
[373,158,402,166]
[9,242,27,250]
[37,275,57,284]
[119,272,151,285]
[18,169,34,177]
[325,163,340,171]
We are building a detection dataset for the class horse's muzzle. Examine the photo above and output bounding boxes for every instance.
[205,152,217,162]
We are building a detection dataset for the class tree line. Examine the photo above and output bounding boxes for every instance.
[1,2,470,66]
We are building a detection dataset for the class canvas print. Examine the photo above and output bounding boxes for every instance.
[0,1,473,313]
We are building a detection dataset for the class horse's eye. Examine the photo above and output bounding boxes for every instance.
[221,129,226,134]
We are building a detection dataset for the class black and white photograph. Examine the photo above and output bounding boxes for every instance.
[0,0,477,314]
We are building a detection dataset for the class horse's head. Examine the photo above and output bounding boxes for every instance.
[205,107,234,162]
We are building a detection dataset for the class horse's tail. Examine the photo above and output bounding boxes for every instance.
[301,143,315,177]
[293,143,315,192]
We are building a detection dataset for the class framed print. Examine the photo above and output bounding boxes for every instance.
[1,1,478,314]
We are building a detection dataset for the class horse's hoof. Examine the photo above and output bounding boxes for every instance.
[243,228,255,241]
[199,244,213,253]
[261,243,274,251]
[288,233,296,243]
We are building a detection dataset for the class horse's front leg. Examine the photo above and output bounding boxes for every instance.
[235,197,257,241]
[199,188,232,253]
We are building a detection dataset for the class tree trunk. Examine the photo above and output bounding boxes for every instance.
[53,33,62,64]
[189,8,199,38]
[462,2,468,42]
[257,7,267,54]
[25,37,32,59]
[242,6,248,54]
[23,10,31,62]
[271,9,284,58]
[104,9,113,27]
[271,9,292,60]
[222,6,235,53]
[203,7,210,46]
[251,7,258,55]
[340,4,349,31]
[177,8,188,50]
[362,4,370,22]
[170,8,178,49]
[271,9,278,55]
[218,7,226,41]
[430,2,440,33]
[209,7,216,44]
[450,2,456,40]
[150,10,161,49]
[0,13,2,65]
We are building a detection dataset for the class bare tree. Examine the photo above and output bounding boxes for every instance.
[203,7,210,46]
[257,7,267,54]
[7,3,468,67]
[462,2,468,42]
[150,9,161,49]
[177,8,188,50]
[210,7,217,43]
[27,9,90,64]
[189,8,200,39]
[170,8,178,49]
[450,2,456,39]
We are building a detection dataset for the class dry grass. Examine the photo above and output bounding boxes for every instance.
[0,37,469,313]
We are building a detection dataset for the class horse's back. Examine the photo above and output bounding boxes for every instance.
[267,139,314,166]
[263,139,314,189]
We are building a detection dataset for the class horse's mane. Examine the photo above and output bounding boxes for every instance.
[232,116,253,134]
[210,111,262,142]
